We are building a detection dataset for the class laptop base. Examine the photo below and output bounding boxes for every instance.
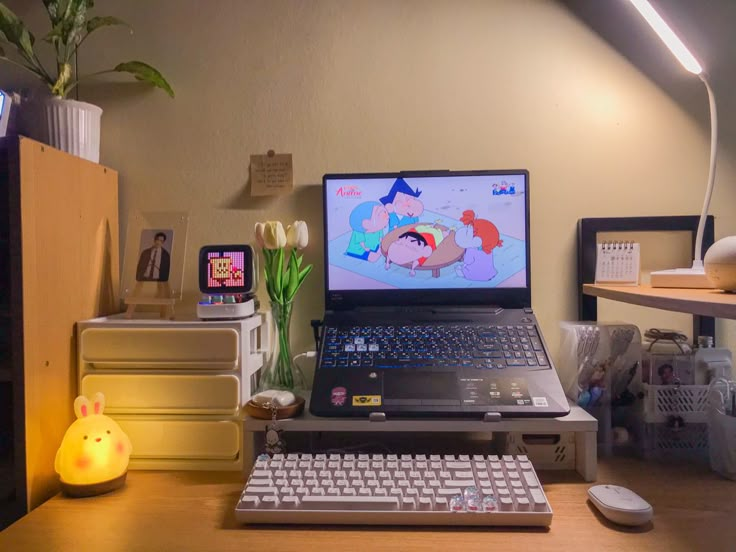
[310,309,570,419]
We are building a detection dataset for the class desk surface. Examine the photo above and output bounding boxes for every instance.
[1,457,735,552]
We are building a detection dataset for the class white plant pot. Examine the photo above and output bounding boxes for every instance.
[25,97,102,163]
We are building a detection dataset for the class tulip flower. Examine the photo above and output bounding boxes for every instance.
[262,221,287,249]
[286,220,309,250]
[252,218,314,391]
[254,222,266,248]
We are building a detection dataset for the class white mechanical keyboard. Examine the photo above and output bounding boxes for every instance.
[235,453,552,526]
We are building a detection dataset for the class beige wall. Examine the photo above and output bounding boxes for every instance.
[4,0,736,371]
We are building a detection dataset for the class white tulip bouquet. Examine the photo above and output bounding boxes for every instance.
[254,220,313,390]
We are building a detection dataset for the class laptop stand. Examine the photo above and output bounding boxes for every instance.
[243,400,598,481]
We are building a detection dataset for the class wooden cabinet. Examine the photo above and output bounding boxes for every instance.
[0,136,118,529]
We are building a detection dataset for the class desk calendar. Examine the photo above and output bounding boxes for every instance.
[595,241,640,285]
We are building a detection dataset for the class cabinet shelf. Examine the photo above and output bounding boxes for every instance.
[582,284,736,320]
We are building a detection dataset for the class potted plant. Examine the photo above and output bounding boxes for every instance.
[0,1,173,162]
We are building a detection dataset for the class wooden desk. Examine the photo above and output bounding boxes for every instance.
[1,458,735,552]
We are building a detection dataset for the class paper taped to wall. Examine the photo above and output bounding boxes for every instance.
[250,150,294,196]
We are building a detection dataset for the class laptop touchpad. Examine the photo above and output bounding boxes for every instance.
[384,371,459,401]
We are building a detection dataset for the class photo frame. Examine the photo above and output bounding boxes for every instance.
[121,211,189,318]
[647,353,694,386]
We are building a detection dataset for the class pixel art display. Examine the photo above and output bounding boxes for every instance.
[207,251,246,289]
[198,244,255,296]
[325,173,528,291]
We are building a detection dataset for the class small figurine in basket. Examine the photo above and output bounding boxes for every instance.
[578,361,608,408]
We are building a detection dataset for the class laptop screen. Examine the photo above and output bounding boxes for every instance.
[323,170,531,310]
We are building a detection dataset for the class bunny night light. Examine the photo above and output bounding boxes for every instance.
[55,392,132,497]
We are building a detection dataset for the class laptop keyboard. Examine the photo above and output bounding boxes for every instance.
[320,324,549,370]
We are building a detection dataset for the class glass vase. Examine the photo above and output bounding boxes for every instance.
[258,300,306,393]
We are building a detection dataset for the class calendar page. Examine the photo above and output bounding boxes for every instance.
[595,242,640,285]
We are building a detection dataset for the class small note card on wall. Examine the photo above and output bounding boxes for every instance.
[250,150,293,196]
[595,241,641,285]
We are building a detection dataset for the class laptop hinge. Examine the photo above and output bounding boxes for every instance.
[483,412,502,422]
[369,412,387,422]
[523,307,534,314]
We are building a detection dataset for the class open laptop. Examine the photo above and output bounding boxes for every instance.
[309,170,570,418]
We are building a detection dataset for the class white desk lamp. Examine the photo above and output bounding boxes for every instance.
[630,0,717,288]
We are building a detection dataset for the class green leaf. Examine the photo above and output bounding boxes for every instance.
[42,0,62,25]
[262,266,275,302]
[285,250,299,301]
[42,24,62,47]
[114,61,175,98]
[59,0,88,52]
[297,264,313,285]
[0,4,37,62]
[86,15,130,35]
[275,248,284,301]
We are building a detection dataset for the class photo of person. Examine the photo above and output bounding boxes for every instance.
[135,229,173,282]
[656,362,676,385]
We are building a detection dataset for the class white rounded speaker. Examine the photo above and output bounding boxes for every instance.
[704,236,736,291]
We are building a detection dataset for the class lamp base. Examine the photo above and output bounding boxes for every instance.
[650,266,714,289]
[60,471,127,498]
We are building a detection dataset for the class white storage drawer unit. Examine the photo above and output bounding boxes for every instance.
[81,327,241,368]
[77,315,264,470]
[81,374,241,414]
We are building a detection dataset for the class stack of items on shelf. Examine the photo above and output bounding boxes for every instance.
[559,322,643,456]
[640,330,732,463]
[560,321,734,466]
[707,378,736,480]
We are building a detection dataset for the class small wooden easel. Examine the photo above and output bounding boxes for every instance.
[124,281,176,320]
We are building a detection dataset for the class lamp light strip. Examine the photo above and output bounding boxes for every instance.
[629,0,702,74]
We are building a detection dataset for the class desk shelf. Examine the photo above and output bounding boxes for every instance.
[577,216,716,339]
[582,284,736,320]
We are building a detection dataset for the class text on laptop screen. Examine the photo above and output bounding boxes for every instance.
[324,173,527,291]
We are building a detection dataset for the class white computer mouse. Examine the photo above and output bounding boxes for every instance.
[252,390,296,407]
[588,485,653,526]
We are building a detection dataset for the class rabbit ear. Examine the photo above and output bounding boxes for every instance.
[74,395,91,419]
[92,392,106,415]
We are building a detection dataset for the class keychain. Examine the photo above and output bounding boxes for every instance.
[264,401,286,455]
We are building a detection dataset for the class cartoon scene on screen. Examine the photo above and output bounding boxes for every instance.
[326,175,527,290]
[206,250,246,289]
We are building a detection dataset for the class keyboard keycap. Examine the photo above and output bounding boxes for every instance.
[445,462,471,469]
[239,495,259,508]
[301,496,399,510]
[244,486,277,495]
[523,471,539,488]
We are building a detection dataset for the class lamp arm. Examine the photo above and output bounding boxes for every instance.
[693,73,718,266]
